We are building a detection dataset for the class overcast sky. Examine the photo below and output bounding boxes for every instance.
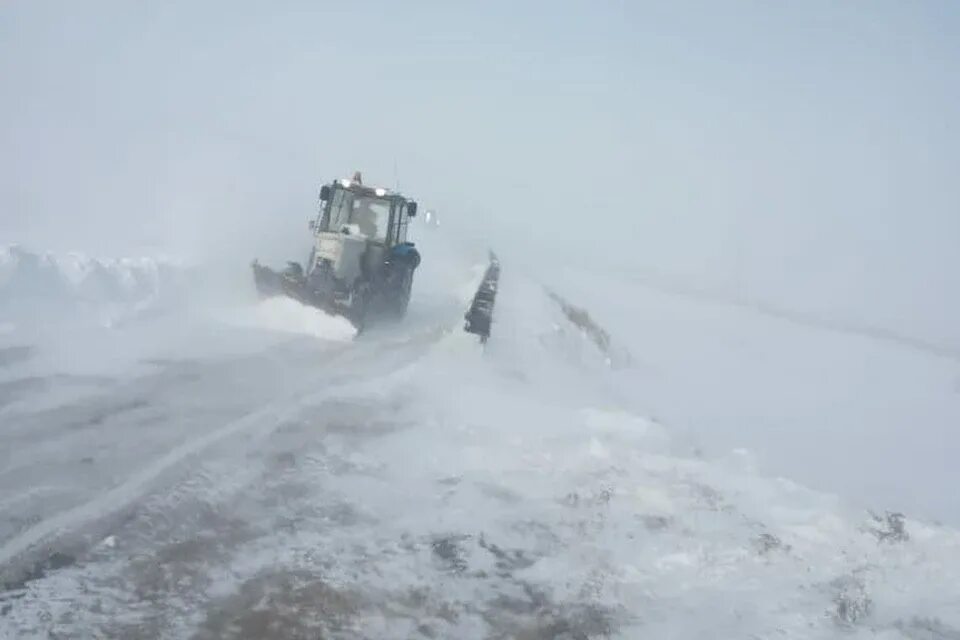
[2,0,958,342]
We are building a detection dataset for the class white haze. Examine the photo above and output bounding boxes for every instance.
[4,1,959,342]
[1,1,960,637]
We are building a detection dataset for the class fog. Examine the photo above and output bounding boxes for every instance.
[4,1,958,340]
[2,2,960,637]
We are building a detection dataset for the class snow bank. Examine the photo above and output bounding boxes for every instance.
[0,245,193,327]
[545,264,960,527]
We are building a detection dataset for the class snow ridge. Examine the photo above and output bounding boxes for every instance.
[0,245,193,326]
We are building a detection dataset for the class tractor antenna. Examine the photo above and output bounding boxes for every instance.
[393,158,400,191]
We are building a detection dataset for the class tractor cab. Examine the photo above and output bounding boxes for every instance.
[310,175,418,248]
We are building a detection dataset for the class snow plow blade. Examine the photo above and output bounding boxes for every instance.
[251,260,309,304]
[464,252,500,342]
[251,259,361,329]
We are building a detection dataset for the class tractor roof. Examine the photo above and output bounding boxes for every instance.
[335,176,406,200]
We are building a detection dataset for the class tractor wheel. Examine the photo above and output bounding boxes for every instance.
[393,268,413,318]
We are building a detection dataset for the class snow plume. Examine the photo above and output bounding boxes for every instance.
[242,296,358,342]
[0,245,194,328]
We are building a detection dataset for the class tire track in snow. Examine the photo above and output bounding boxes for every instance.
[0,325,450,582]
[0,392,305,575]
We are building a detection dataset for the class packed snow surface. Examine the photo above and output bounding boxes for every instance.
[0,234,958,639]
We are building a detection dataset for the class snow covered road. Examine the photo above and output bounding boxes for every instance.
[1,242,958,638]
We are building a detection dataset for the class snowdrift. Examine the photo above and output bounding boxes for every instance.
[0,245,194,328]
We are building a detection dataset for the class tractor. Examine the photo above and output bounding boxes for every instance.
[252,173,421,331]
